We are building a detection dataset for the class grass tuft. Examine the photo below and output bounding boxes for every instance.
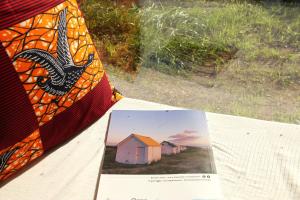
[81,0,141,71]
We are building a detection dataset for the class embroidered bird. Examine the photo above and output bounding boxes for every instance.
[0,147,19,172]
[13,8,94,96]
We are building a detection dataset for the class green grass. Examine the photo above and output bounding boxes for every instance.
[82,0,300,81]
[81,0,141,71]
[140,1,300,76]
[81,0,300,123]
[102,146,216,174]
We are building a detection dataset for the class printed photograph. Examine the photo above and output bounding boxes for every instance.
[102,110,217,174]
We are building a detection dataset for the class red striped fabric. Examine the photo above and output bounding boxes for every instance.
[0,0,65,29]
[0,43,39,150]
[40,73,114,151]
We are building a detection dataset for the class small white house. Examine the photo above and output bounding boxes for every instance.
[161,141,178,155]
[180,145,187,151]
[175,146,181,154]
[115,134,161,165]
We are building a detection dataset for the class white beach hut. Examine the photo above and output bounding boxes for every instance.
[161,141,178,155]
[180,145,187,151]
[175,146,181,153]
[115,134,161,164]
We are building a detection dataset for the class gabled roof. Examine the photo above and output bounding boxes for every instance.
[161,141,177,147]
[132,134,161,147]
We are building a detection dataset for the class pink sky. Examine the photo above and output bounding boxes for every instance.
[106,110,210,147]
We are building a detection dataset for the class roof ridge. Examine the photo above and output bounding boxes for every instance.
[161,140,177,147]
[131,133,160,147]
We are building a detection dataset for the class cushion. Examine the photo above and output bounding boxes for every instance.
[0,0,121,182]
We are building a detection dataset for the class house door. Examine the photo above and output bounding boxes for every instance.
[136,147,145,164]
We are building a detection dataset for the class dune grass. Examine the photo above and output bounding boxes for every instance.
[81,0,141,71]
[140,1,300,77]
[82,0,300,81]
[81,0,300,123]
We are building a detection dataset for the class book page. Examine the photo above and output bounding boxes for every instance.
[97,110,223,200]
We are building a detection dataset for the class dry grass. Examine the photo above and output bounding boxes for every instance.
[81,0,300,124]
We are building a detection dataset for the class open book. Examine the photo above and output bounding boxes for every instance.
[96,110,223,200]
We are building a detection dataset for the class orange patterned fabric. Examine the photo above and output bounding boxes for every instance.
[0,0,105,125]
[0,130,43,181]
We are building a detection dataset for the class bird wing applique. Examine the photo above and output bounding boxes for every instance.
[56,8,74,67]
[14,49,66,86]
[0,147,19,172]
[12,7,92,96]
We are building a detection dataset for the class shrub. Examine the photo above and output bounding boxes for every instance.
[81,0,141,72]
